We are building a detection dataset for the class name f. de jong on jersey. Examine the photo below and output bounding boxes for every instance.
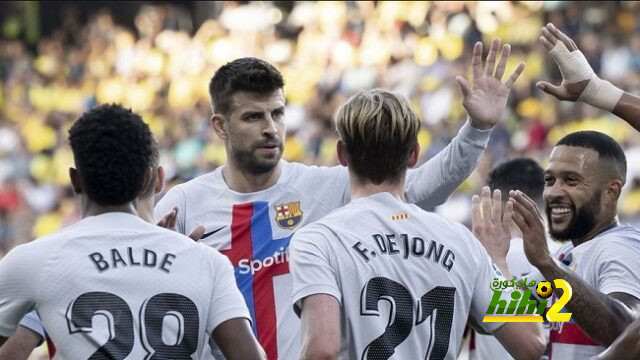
[351,232,456,271]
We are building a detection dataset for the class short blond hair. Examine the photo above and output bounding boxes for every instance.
[335,89,420,184]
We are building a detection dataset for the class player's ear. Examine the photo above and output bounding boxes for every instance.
[211,114,228,140]
[155,166,165,194]
[604,178,623,204]
[337,140,348,167]
[406,143,420,168]
[69,167,82,195]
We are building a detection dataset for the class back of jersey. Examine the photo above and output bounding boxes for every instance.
[291,193,501,360]
[0,212,248,359]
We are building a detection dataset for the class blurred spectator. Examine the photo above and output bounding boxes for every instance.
[0,1,639,253]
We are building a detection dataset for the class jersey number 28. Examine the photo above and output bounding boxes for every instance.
[360,277,456,360]
[66,291,199,359]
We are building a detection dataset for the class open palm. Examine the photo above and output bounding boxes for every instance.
[536,23,589,101]
[456,39,525,130]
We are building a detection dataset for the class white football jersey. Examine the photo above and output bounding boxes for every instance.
[541,225,640,359]
[154,121,490,360]
[0,212,249,359]
[290,192,503,360]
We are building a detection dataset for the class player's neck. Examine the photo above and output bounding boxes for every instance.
[134,197,155,223]
[82,199,138,218]
[221,161,282,193]
[349,178,405,201]
[572,216,619,246]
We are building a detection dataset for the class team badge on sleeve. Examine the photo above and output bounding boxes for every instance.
[275,201,303,229]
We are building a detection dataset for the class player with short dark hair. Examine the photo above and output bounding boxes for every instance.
[155,39,525,359]
[0,110,180,360]
[0,104,264,359]
[537,22,640,360]
[511,130,640,358]
[546,131,628,242]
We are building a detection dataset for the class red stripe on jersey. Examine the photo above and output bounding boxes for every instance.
[253,257,289,359]
[550,323,598,346]
[46,338,56,358]
[224,204,254,264]
[469,328,475,350]
[220,202,292,360]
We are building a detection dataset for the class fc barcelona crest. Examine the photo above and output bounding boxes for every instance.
[274,201,303,229]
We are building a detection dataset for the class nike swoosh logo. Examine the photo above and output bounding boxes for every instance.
[200,226,227,240]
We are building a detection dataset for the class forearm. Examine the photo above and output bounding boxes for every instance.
[212,318,265,360]
[0,326,42,360]
[495,322,546,360]
[536,260,636,345]
[300,295,340,360]
[612,92,640,133]
[301,342,338,360]
[405,118,490,208]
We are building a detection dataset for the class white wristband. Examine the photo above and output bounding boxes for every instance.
[577,77,624,111]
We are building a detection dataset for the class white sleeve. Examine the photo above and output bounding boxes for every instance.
[297,164,351,206]
[18,311,46,343]
[0,244,41,337]
[206,248,252,333]
[290,225,341,317]
[405,120,490,209]
[154,185,187,234]
[593,238,640,300]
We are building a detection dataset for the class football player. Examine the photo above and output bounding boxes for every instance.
[155,38,524,360]
[0,105,264,359]
[290,88,545,359]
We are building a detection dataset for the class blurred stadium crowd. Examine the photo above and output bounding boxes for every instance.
[1,1,640,257]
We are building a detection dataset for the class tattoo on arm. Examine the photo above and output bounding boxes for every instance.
[537,262,638,346]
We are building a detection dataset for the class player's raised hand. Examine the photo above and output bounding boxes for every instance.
[456,38,525,130]
[536,23,591,101]
[537,23,623,112]
[471,186,513,265]
[509,190,551,268]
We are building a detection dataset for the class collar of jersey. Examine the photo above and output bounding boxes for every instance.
[213,160,291,198]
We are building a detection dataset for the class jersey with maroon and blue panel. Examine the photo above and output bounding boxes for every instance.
[156,162,350,360]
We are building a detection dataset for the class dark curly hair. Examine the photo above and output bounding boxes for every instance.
[209,57,284,116]
[68,104,156,206]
